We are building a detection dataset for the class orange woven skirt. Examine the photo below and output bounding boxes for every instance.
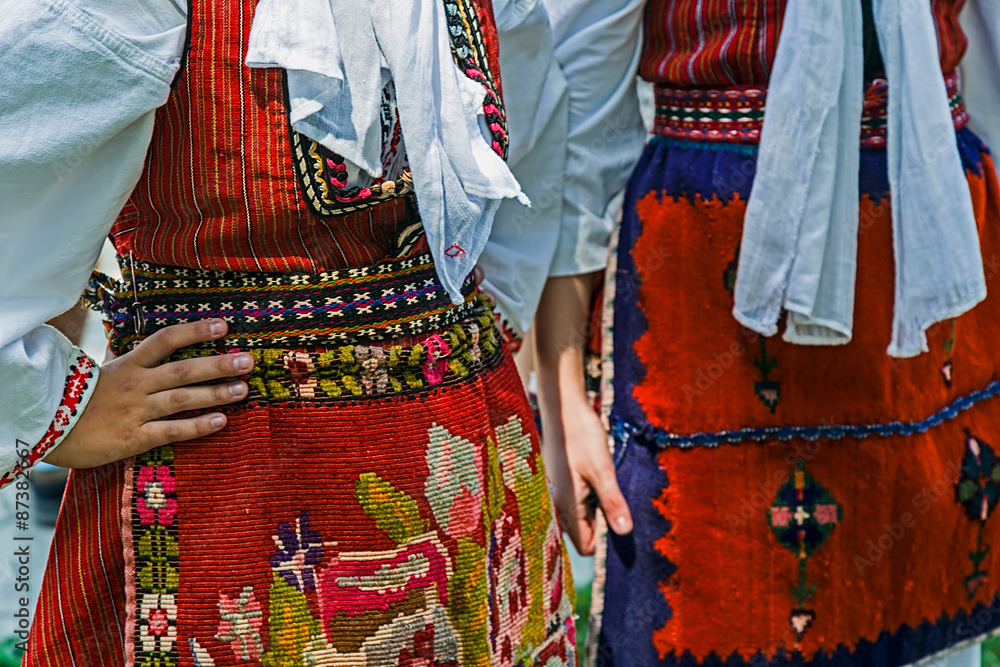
[26,256,576,666]
[590,76,1000,667]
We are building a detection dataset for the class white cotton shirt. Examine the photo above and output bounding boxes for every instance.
[960,0,1000,155]
[0,0,185,473]
[482,0,647,337]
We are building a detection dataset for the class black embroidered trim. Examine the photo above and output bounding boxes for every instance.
[86,255,481,354]
[443,0,509,159]
[283,74,413,218]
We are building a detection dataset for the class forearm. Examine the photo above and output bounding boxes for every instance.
[534,271,632,547]
[534,272,595,437]
[0,0,185,487]
[47,304,90,347]
[0,333,99,490]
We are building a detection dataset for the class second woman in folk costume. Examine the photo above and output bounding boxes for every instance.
[591,1,1000,666]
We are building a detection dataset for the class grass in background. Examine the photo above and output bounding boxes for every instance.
[985,636,1000,667]
[576,583,592,657]
[0,637,21,667]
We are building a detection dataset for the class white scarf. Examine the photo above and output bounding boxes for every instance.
[245,0,528,304]
[733,0,986,358]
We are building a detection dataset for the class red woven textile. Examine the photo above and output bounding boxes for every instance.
[26,290,578,666]
[110,0,505,275]
[641,0,968,87]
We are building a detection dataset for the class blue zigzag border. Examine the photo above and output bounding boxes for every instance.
[596,595,1000,667]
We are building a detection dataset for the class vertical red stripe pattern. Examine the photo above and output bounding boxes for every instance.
[110,0,505,274]
[642,0,966,87]
[25,463,128,666]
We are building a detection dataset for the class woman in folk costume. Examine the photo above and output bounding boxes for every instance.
[590,0,1000,666]
[0,0,637,664]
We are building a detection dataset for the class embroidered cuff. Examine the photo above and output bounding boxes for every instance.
[0,348,98,489]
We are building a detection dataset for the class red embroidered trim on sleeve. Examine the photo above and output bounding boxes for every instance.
[0,350,98,488]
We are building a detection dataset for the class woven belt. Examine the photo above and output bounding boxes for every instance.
[652,69,969,148]
[86,253,481,355]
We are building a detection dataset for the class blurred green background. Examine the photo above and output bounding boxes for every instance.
[985,636,1000,667]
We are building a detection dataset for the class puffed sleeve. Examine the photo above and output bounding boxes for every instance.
[545,0,646,277]
[0,0,185,486]
[481,0,646,339]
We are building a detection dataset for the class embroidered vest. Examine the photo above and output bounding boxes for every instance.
[111,0,505,274]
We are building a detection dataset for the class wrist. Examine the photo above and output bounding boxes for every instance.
[559,384,595,418]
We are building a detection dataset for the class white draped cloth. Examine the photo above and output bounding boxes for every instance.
[246,0,529,305]
[734,0,987,358]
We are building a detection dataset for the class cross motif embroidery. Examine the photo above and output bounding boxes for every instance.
[767,459,842,641]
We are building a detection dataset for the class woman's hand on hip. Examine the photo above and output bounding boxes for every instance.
[44,319,253,469]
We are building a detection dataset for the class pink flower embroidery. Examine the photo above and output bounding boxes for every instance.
[445,487,481,538]
[769,506,792,528]
[941,360,954,387]
[318,535,451,637]
[136,465,177,526]
[813,504,840,525]
[138,593,177,654]
[424,425,483,538]
[216,587,263,661]
[422,335,451,385]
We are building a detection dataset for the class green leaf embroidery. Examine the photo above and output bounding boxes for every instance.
[447,537,489,667]
[261,574,321,667]
[355,473,425,544]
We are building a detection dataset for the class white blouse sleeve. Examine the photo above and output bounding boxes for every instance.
[481,0,646,338]
[545,0,647,277]
[0,0,185,486]
[480,0,570,338]
[960,0,1000,155]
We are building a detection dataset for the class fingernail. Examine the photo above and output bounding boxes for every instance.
[229,382,246,397]
[234,354,252,372]
[210,320,226,337]
[210,415,225,428]
[615,517,631,533]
